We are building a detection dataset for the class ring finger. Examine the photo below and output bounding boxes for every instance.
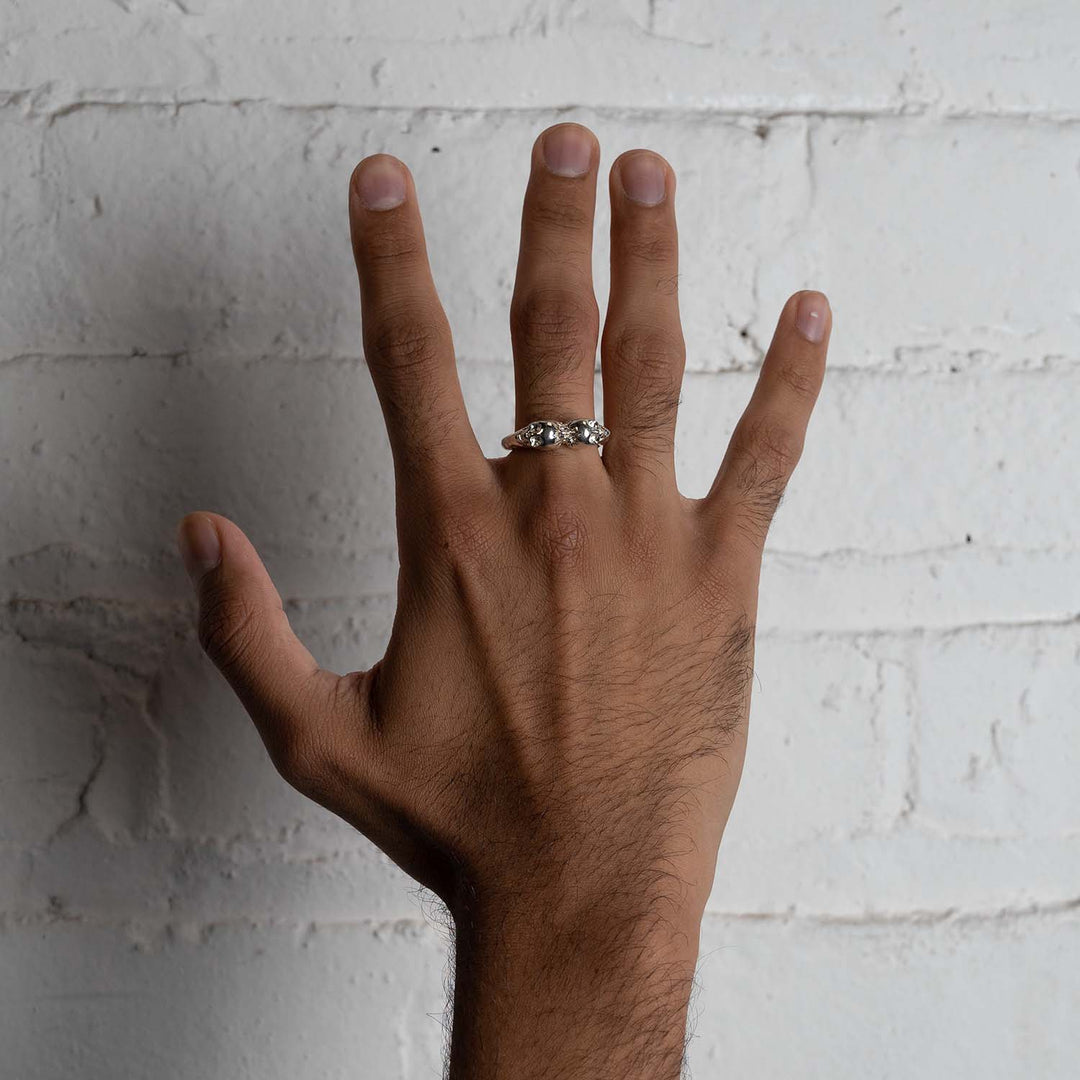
[509,123,601,428]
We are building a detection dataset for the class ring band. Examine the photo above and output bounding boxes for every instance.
[501,419,610,451]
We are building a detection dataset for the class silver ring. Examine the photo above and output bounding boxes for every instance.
[501,418,610,451]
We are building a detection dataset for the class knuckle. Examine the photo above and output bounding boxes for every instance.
[606,322,685,375]
[772,354,822,400]
[527,490,590,568]
[735,413,803,482]
[358,223,424,265]
[511,287,598,373]
[366,303,447,375]
[621,230,678,267]
[198,591,263,672]
[429,495,501,567]
[272,731,334,797]
[272,677,373,802]
[528,193,593,234]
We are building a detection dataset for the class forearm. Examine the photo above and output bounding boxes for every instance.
[448,899,701,1079]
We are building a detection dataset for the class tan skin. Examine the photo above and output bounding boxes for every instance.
[177,122,831,1077]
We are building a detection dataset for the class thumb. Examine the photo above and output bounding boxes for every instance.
[176,512,333,750]
[178,513,453,899]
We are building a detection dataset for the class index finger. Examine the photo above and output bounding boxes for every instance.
[349,154,487,493]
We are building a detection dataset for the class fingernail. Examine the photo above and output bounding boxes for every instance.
[795,291,830,344]
[354,156,407,211]
[619,152,667,206]
[177,515,221,583]
[542,124,594,178]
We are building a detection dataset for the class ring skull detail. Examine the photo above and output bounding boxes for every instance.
[510,418,611,450]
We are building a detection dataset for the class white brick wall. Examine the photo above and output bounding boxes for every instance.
[1,2,1077,1076]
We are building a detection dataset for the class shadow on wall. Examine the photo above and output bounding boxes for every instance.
[1,105,429,1074]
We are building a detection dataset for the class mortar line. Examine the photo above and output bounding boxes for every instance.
[7,94,1080,126]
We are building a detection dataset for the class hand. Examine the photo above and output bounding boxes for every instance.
[177,122,831,1077]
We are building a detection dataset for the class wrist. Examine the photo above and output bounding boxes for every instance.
[455,888,704,974]
[447,892,703,1079]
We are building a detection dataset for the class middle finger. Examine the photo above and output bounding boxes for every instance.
[509,123,601,428]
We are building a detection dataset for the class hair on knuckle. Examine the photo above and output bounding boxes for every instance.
[614,374,682,454]
[730,458,788,538]
[736,414,802,479]
[384,396,464,457]
[621,422,677,458]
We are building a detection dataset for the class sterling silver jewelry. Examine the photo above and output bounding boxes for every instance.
[501,418,610,451]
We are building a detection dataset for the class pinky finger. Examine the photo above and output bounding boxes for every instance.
[702,290,831,551]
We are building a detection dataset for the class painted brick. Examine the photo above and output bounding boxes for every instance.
[2,3,1077,1075]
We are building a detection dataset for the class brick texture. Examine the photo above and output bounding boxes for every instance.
[1,2,1077,1076]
